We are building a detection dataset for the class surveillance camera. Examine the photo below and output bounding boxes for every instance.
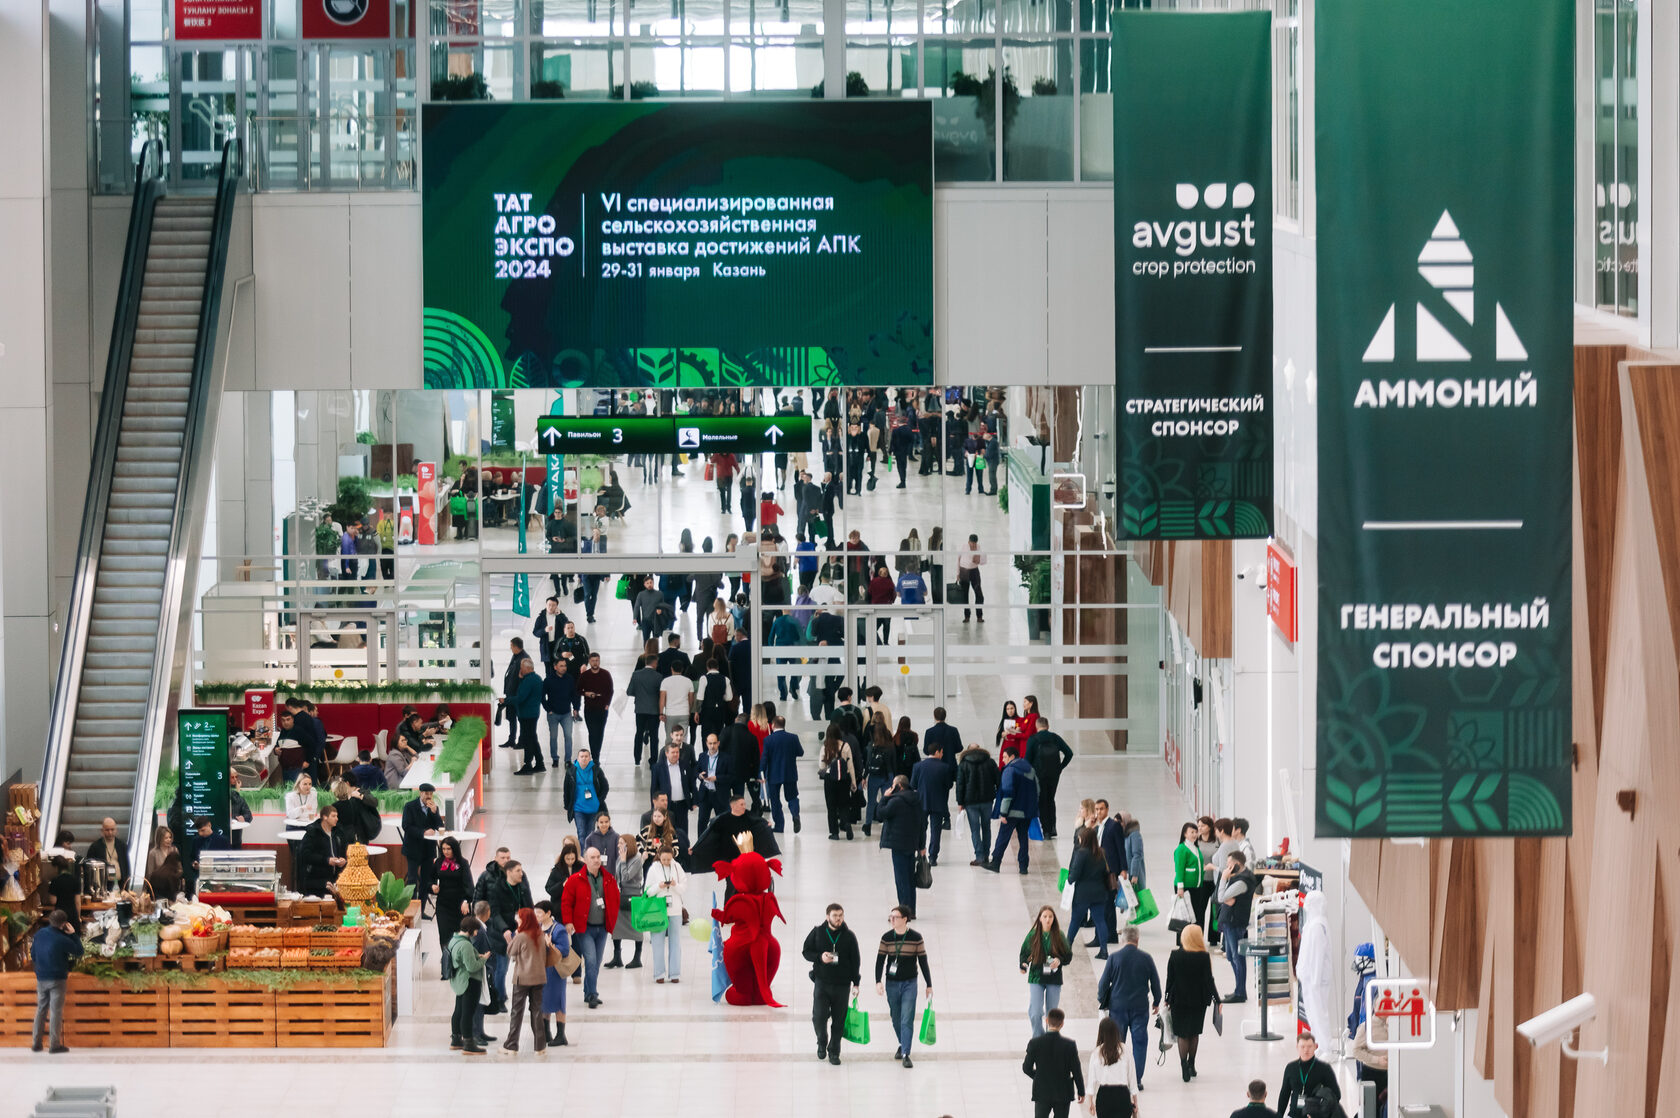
[1237,564,1262,582]
[1517,993,1599,1050]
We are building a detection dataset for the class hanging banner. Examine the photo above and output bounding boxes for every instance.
[1315,0,1573,837]
[175,0,262,40]
[1113,11,1272,540]
[301,0,391,39]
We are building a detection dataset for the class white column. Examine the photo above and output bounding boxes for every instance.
[1639,0,1678,347]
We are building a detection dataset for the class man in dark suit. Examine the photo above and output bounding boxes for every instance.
[728,631,753,712]
[1022,1007,1084,1118]
[693,732,732,834]
[649,745,696,836]
[909,745,956,865]
[1097,799,1124,945]
[923,706,962,764]
[499,638,532,747]
[400,784,444,904]
[532,597,567,669]
[758,716,804,834]
[1231,1079,1283,1118]
[1097,925,1162,1087]
[720,713,760,803]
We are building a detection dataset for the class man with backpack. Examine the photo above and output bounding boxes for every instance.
[982,747,1038,875]
[955,743,998,866]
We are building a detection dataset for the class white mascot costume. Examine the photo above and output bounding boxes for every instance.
[1296,889,1337,1048]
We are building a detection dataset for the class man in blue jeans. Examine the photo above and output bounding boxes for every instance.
[31,910,83,1052]
[1096,925,1161,1086]
[1218,850,1258,1002]
[982,747,1038,874]
[561,847,620,1009]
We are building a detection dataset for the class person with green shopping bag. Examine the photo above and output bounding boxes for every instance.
[1118,812,1158,924]
[642,846,686,983]
[801,902,862,1065]
[874,905,933,1068]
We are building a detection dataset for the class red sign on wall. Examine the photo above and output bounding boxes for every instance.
[301,0,392,39]
[243,689,275,733]
[175,0,262,40]
[1267,541,1298,643]
[416,462,437,546]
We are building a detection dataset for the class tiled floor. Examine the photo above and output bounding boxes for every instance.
[5,466,1313,1117]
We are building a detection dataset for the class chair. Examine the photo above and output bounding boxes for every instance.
[372,728,389,760]
[326,735,359,778]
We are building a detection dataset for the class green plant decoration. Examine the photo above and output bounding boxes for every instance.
[532,80,566,100]
[432,74,490,102]
[192,680,494,704]
[434,716,488,784]
[950,66,1020,141]
[376,872,415,914]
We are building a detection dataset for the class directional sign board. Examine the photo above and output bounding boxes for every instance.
[678,416,813,454]
[535,416,674,455]
[177,708,231,846]
[536,415,813,456]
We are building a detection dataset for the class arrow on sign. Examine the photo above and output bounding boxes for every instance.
[540,428,560,451]
[765,425,784,445]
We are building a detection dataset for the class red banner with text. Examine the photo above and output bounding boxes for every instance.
[175,0,261,40]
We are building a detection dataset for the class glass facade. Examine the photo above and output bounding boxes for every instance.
[1594,0,1638,316]
[102,0,1119,189]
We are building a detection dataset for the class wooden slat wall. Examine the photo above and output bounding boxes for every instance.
[1348,346,1680,1118]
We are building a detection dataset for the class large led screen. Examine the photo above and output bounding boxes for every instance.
[422,101,934,389]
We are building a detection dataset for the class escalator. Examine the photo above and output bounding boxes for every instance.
[40,140,245,865]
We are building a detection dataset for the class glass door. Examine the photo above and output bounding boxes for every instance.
[852,605,945,716]
[175,46,251,187]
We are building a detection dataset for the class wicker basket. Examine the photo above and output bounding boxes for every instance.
[183,933,217,957]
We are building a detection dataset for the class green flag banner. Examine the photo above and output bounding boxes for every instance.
[1113,11,1272,541]
[1315,0,1573,837]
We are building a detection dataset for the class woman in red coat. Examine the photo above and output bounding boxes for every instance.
[998,694,1040,766]
[559,848,621,1009]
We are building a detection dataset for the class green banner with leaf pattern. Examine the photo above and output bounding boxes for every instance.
[1315,0,1573,837]
[1113,11,1272,540]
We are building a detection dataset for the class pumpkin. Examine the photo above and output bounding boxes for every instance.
[159,939,184,956]
[159,926,185,942]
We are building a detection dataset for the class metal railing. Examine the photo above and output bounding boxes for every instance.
[126,139,246,886]
[40,139,166,848]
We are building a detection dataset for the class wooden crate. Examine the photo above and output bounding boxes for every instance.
[169,981,276,1047]
[0,973,38,1046]
[153,953,224,974]
[63,974,168,1048]
[274,976,388,1048]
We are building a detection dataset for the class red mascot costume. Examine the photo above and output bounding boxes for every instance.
[711,837,785,1008]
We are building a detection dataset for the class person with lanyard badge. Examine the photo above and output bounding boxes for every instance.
[1020,905,1073,1038]
[560,847,620,1009]
[564,747,609,841]
[801,902,862,1065]
[874,905,933,1068]
[1276,1032,1340,1118]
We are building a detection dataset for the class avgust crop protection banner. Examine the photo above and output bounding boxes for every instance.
[1114,11,1272,540]
[1315,0,1573,837]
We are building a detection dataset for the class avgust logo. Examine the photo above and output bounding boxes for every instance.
[323,0,369,25]
[1130,182,1258,277]
[1362,211,1526,363]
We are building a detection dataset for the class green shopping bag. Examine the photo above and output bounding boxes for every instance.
[615,576,630,600]
[843,998,871,1044]
[1128,886,1160,924]
[1057,867,1069,891]
[918,1001,937,1046]
[630,895,669,933]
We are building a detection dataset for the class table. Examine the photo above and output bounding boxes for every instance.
[278,830,309,842]
[230,820,250,831]
[362,844,387,856]
[444,831,485,842]
[1238,938,1292,1041]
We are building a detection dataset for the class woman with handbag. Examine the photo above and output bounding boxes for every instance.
[1164,924,1220,1081]
[820,723,859,841]
[1086,1015,1140,1117]
[644,846,687,983]
[535,901,571,1047]
[1172,821,1207,935]
[503,907,548,1053]
[610,834,645,970]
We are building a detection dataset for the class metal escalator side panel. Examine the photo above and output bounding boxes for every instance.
[40,141,166,847]
[126,140,247,884]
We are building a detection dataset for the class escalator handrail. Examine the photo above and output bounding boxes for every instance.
[126,138,244,883]
[39,140,168,848]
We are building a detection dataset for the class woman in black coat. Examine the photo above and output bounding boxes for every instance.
[430,836,474,979]
[545,840,582,910]
[1064,827,1112,960]
[1164,923,1221,1081]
